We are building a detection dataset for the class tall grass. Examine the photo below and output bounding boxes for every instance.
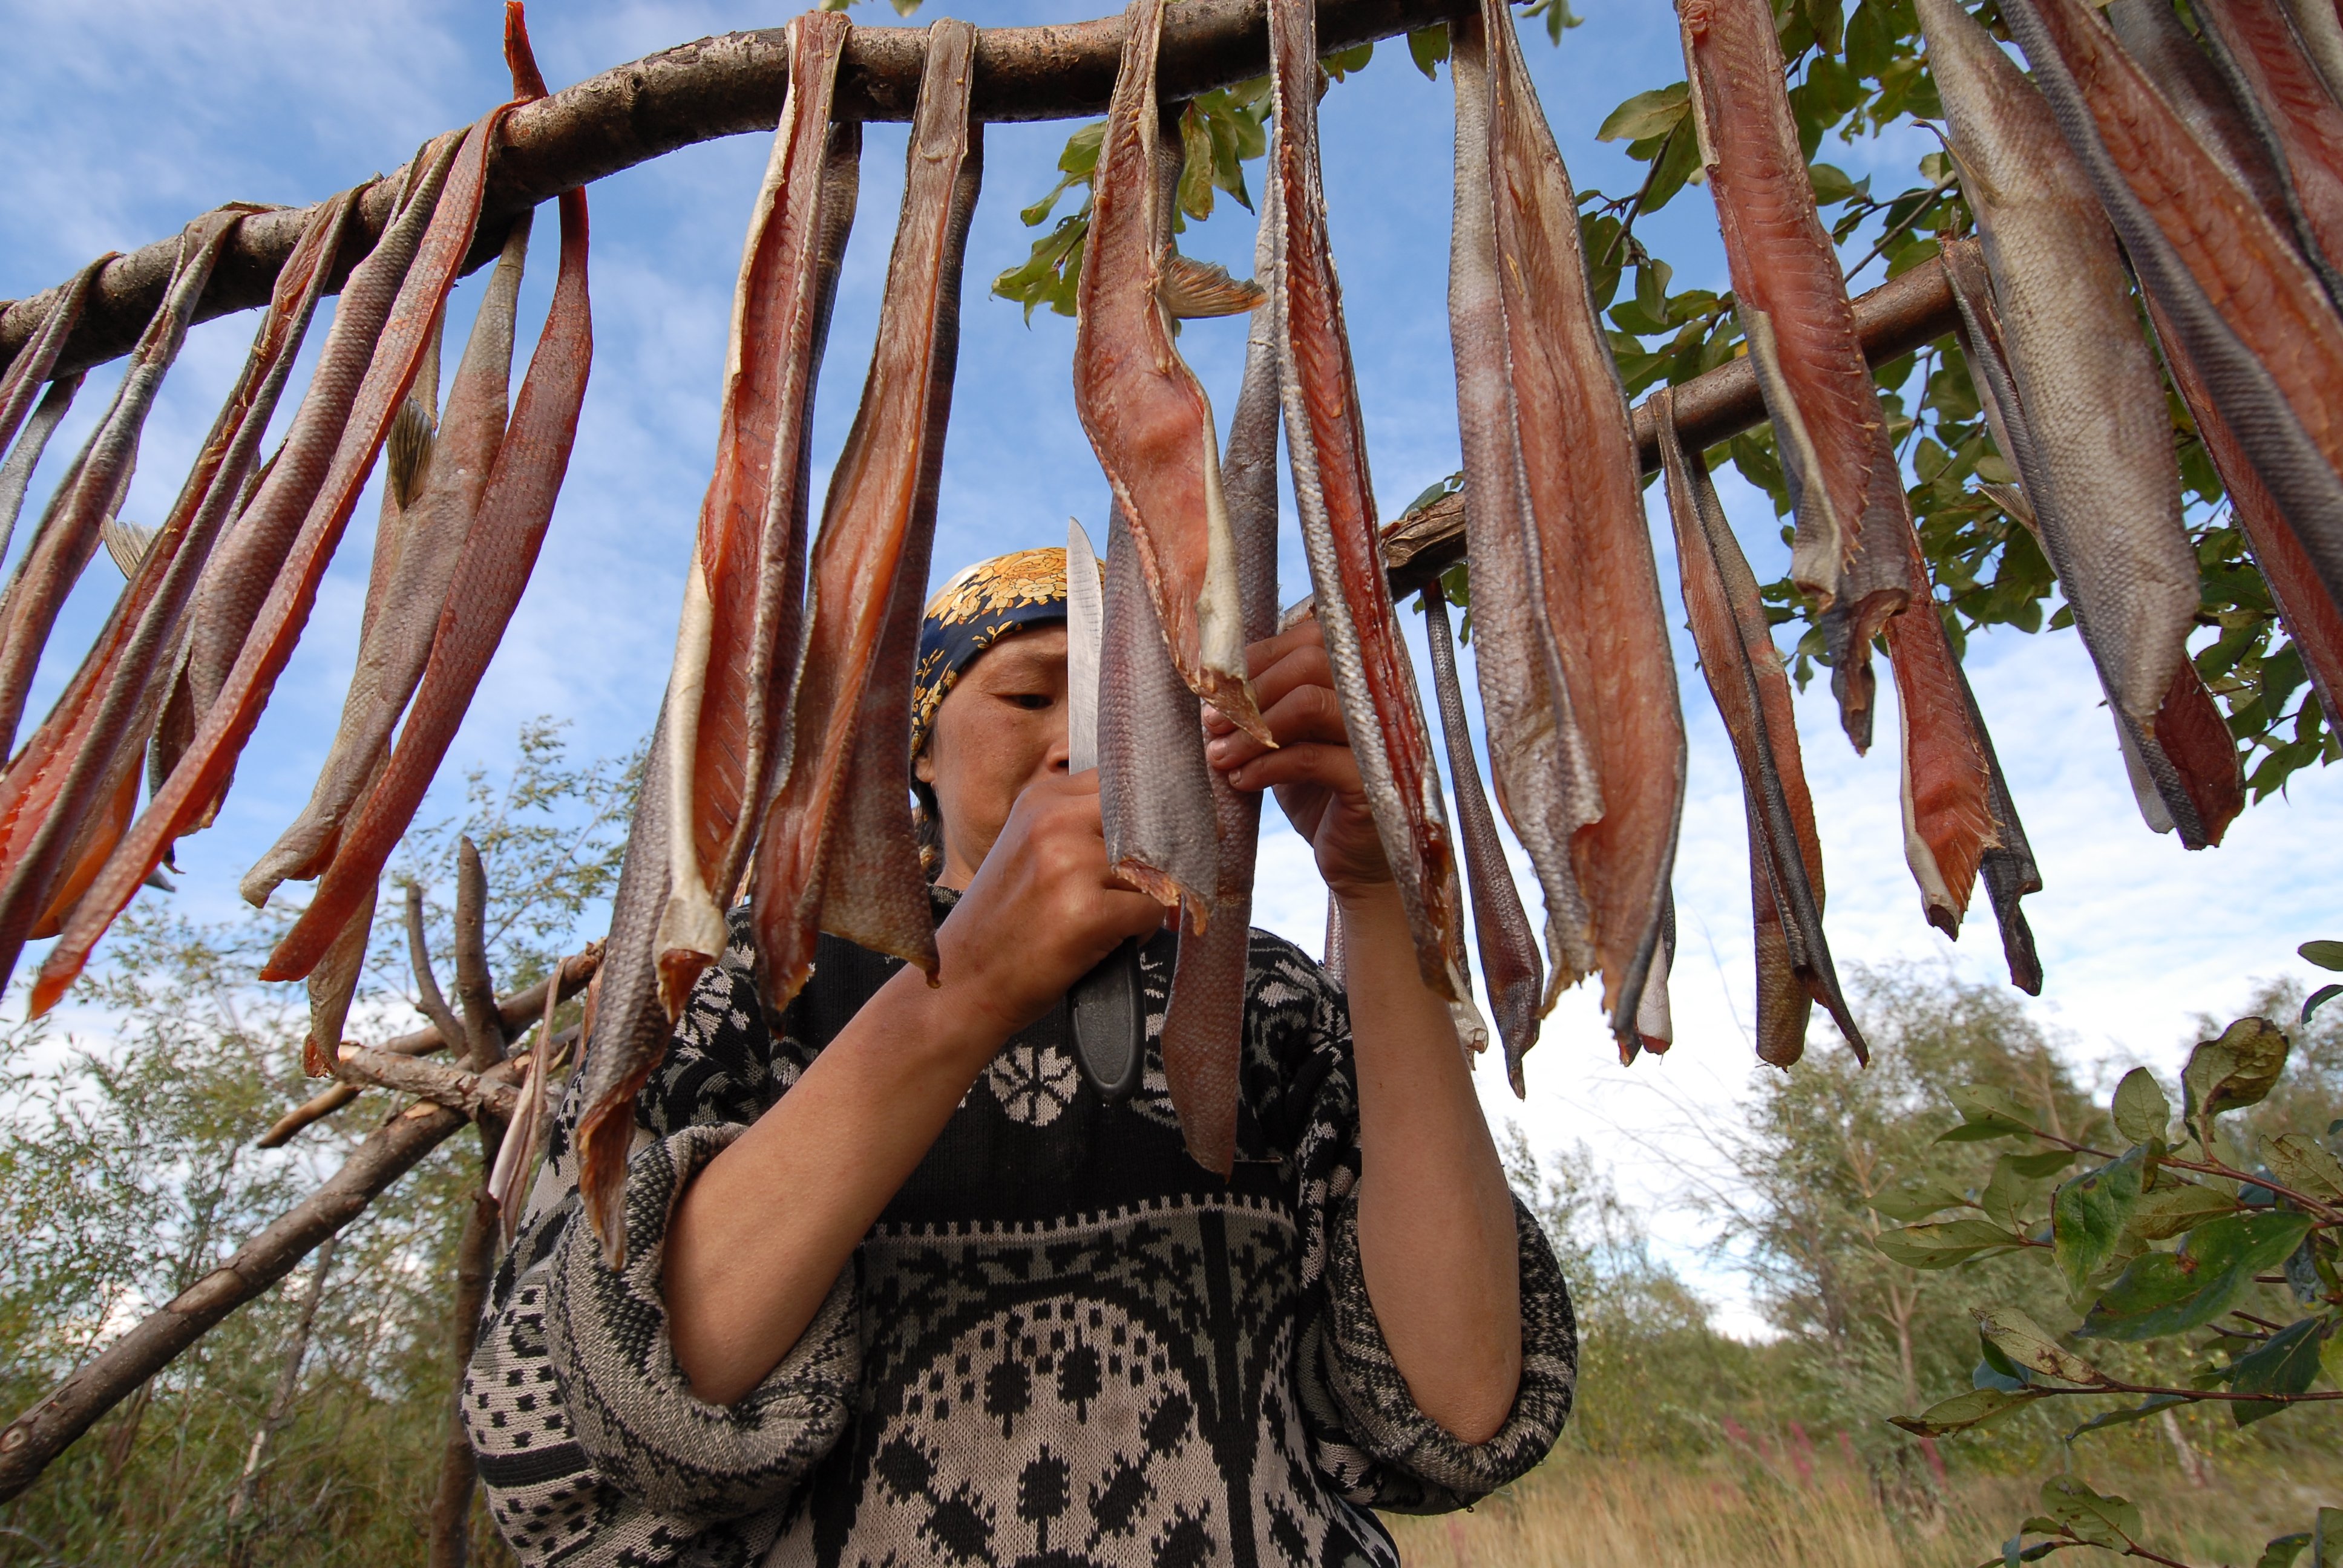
[1383,1443,2343,1568]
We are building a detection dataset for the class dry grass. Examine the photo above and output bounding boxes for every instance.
[1380,1446,2343,1568]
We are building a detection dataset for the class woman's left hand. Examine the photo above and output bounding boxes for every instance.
[1204,617,1392,900]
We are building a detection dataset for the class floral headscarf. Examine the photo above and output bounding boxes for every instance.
[910,545,1087,757]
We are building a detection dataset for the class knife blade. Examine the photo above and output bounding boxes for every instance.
[1065,517,1145,1103]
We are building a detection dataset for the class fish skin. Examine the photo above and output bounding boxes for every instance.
[2146,281,2343,731]
[1444,4,1600,1002]
[0,376,82,570]
[0,255,108,465]
[1073,0,1269,746]
[243,212,535,904]
[2279,0,2343,103]
[2004,0,2343,616]
[1953,651,2048,993]
[1884,540,1999,936]
[1156,204,1282,1178]
[578,705,675,1267]
[1268,0,1476,1027]
[149,134,461,817]
[1632,897,1675,1057]
[655,16,857,1011]
[32,115,504,1017]
[1680,0,1907,751]
[0,194,352,991]
[303,878,378,1080]
[1421,581,1544,1088]
[1101,502,1219,917]
[2192,0,2343,296]
[754,20,978,1008]
[2105,0,2294,227]
[1656,392,1864,1067]
[1920,12,2229,852]
[0,212,241,756]
[1484,0,1685,1044]
[261,164,592,987]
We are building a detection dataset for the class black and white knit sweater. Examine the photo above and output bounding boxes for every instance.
[465,893,1577,1567]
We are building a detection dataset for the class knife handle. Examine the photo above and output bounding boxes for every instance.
[1069,936,1146,1104]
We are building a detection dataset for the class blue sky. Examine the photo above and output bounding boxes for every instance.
[7,0,2342,1329]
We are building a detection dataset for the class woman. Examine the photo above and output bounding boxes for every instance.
[466,547,1576,1567]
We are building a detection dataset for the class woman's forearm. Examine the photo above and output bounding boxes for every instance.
[1340,884,1523,1445]
[665,969,1003,1405]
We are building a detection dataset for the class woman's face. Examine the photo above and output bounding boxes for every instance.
[914,625,1070,889]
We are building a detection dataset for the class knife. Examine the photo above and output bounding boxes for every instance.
[1065,517,1147,1104]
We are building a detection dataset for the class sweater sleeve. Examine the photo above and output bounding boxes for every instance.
[465,916,860,1565]
[1243,932,1579,1515]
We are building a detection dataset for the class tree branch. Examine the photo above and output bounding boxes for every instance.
[330,1044,523,1122]
[452,838,502,1070]
[0,1054,527,1505]
[255,945,598,1148]
[0,0,1461,383]
[404,882,468,1057]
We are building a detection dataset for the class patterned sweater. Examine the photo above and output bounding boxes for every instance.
[465,895,1577,1567]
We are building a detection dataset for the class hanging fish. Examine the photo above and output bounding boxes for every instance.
[0,375,83,569]
[1680,0,1910,752]
[263,8,594,988]
[2279,0,2343,103]
[242,211,533,905]
[1655,391,1865,1066]
[1919,0,2241,848]
[1099,501,1219,919]
[2105,0,2293,229]
[1267,0,1480,1044]
[0,193,352,989]
[749,19,979,1016]
[2193,0,2343,296]
[1464,0,1684,1057]
[2002,0,2343,624]
[0,210,243,754]
[34,100,517,1016]
[1072,0,1269,745]
[1158,203,1282,1175]
[0,254,108,466]
[652,12,857,1014]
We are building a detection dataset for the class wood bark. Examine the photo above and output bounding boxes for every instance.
[0,1056,525,1505]
[0,0,1463,384]
[258,944,597,1149]
[332,1044,523,1121]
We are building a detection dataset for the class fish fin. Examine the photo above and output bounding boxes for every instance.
[1156,252,1267,319]
[385,396,436,511]
[99,516,156,579]
[1975,479,2037,536]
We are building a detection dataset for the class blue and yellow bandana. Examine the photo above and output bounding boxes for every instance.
[911,546,1078,757]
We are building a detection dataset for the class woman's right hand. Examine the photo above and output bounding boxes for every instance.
[934,771,1164,1040]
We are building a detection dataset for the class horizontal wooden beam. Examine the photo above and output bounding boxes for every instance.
[0,0,1454,384]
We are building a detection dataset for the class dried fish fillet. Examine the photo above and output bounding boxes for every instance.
[0,192,352,990]
[264,145,593,987]
[750,21,978,1013]
[1919,6,2237,848]
[1073,0,1268,745]
[1656,393,1864,1066]
[0,211,241,754]
[1101,502,1219,917]
[1156,204,1281,1177]
[1480,0,1685,1049]
[0,255,107,464]
[655,15,857,1011]
[2194,0,2343,291]
[2106,0,2292,227]
[244,213,534,904]
[34,110,510,1016]
[1268,0,1478,1032]
[0,376,81,567]
[1681,0,1908,750]
[2004,0,2343,618]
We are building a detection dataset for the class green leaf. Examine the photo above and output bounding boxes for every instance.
[1598,82,1689,143]
[2040,1477,2143,1552]
[1975,1307,2106,1385]
[1639,118,1705,215]
[2324,1322,2343,1391]
[2257,1532,2312,1568]
[2004,1148,2081,1180]
[2302,983,2342,1027]
[2298,939,2343,972]
[2126,1180,2238,1241]
[1320,39,1374,80]
[2112,1067,2171,1146]
[1407,22,1449,79]
[1875,1217,2028,1269]
[1808,162,1859,205]
[1981,1157,2045,1229]
[2064,1392,2187,1440]
[2183,1018,2290,1126]
[2264,1133,2343,1201]
[1866,1180,1969,1221]
[2079,1210,2318,1341]
[2222,1316,2327,1426]
[1889,1385,2043,1437]
[2054,1147,2147,1294]
[1946,1083,2039,1137]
